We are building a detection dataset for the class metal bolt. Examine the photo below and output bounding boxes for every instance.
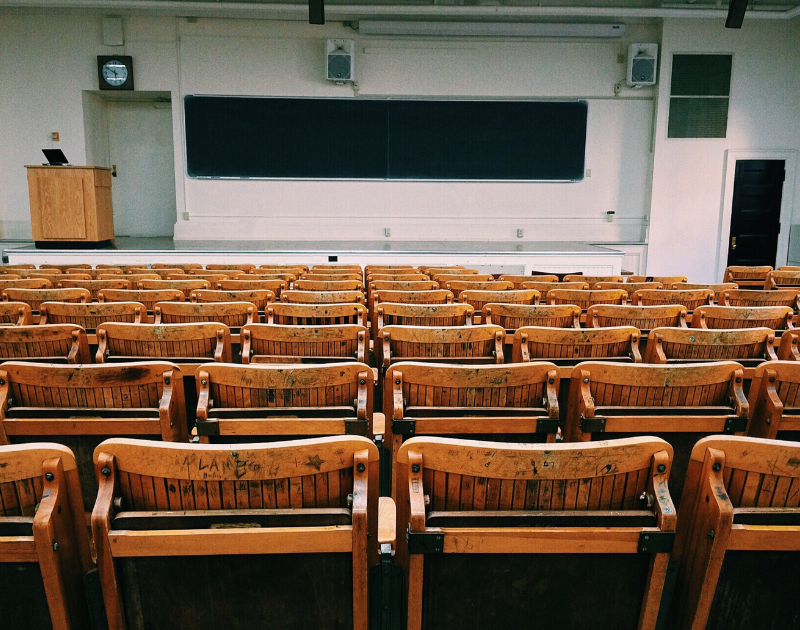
[164,377,170,385]
[411,464,420,473]
[359,379,366,386]
[584,378,589,384]
[395,379,401,385]
[770,376,776,383]
[0,379,5,385]
[548,378,555,384]
[357,463,366,473]
[101,467,111,476]
[52,542,59,551]
[45,472,54,481]
[643,535,650,540]
[707,530,715,539]
[735,377,741,383]
[201,380,207,386]
[712,463,721,472]
[766,418,771,425]
[657,464,666,473]
[231,452,238,458]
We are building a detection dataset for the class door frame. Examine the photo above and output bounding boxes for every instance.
[716,149,797,280]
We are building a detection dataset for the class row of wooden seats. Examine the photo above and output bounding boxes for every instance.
[4,433,800,629]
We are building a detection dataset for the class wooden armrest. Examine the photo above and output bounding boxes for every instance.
[378,496,397,550]
[373,412,386,438]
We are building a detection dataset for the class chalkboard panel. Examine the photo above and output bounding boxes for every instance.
[184,96,587,181]
[184,96,388,178]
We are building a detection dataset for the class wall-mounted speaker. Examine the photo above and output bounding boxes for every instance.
[326,39,354,83]
[627,43,658,87]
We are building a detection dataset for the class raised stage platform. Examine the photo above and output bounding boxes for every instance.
[3,239,624,274]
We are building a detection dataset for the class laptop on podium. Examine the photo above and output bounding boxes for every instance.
[42,149,70,166]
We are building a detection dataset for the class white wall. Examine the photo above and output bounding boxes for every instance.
[648,19,800,282]
[1,9,799,282]
[0,10,657,245]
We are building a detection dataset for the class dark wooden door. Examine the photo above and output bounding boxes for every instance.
[727,160,785,266]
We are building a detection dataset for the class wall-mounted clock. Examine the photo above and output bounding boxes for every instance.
[97,55,134,91]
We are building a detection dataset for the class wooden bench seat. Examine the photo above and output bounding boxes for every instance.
[3,287,90,313]
[512,326,642,365]
[0,301,33,325]
[0,443,93,630]
[646,327,776,366]
[380,325,505,371]
[191,289,275,312]
[195,362,375,441]
[268,302,367,326]
[96,322,232,364]
[396,436,676,630]
[585,304,688,331]
[92,436,379,630]
[0,324,91,363]
[692,305,794,330]
[482,303,581,331]
[240,323,368,363]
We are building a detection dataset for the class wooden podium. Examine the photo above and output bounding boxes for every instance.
[26,166,114,248]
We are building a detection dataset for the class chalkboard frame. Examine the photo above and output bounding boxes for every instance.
[184,95,588,183]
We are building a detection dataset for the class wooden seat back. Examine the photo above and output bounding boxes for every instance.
[671,436,800,630]
[719,288,800,310]
[675,282,738,293]
[41,263,90,271]
[241,323,368,363]
[482,303,581,330]
[594,281,663,292]
[0,443,93,630]
[0,273,21,280]
[0,301,33,325]
[195,362,374,441]
[100,272,159,283]
[258,264,309,274]
[69,268,121,278]
[154,301,257,328]
[282,290,365,304]
[459,289,539,315]
[385,362,561,492]
[151,262,203,270]
[512,326,642,364]
[40,301,144,331]
[0,263,36,270]
[206,263,256,271]
[0,361,187,509]
[747,360,800,439]
[765,269,800,289]
[168,272,229,283]
[129,267,185,278]
[434,274,494,288]
[0,324,91,363]
[396,436,676,630]
[777,328,800,360]
[241,273,297,283]
[189,268,246,278]
[522,280,592,297]
[92,436,378,630]
[57,278,131,300]
[418,266,474,275]
[100,288,185,313]
[294,279,363,292]
[723,265,772,288]
[498,274,557,288]
[217,279,288,295]
[0,278,51,291]
[29,272,78,286]
[371,289,453,308]
[646,327,775,365]
[585,304,688,330]
[3,287,90,313]
[445,280,514,300]
[632,288,714,311]
[367,273,428,283]
[548,288,628,310]
[310,264,362,272]
[139,279,211,299]
[692,305,794,330]
[370,280,438,293]
[267,302,367,327]
[96,322,233,363]
[562,274,625,285]
[191,289,275,311]
[376,304,474,338]
[627,275,688,284]
[565,360,748,504]
[380,324,505,370]
[301,272,363,281]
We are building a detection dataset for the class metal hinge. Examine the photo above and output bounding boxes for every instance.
[580,415,606,433]
[406,526,444,554]
[638,531,675,554]
[537,418,560,434]
[392,419,416,436]
[724,416,748,434]
[344,419,369,435]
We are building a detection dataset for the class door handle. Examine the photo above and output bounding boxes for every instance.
[731,236,737,250]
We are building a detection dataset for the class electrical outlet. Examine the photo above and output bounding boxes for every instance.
[384,228,391,237]
[50,132,59,142]
[183,211,190,221]
[516,229,524,238]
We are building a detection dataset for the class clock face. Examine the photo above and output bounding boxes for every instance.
[102,60,128,86]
